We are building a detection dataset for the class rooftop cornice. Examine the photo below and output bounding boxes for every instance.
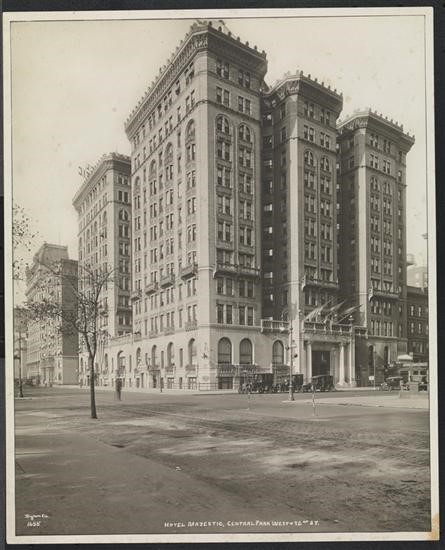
[124,20,267,138]
[72,152,131,208]
[337,109,415,146]
[263,71,343,105]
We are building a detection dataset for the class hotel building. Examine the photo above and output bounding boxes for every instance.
[73,153,132,386]
[81,21,415,391]
[337,110,415,385]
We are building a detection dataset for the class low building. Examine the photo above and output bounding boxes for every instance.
[25,243,79,385]
[406,285,429,362]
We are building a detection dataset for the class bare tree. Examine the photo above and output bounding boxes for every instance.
[12,202,39,281]
[23,260,115,419]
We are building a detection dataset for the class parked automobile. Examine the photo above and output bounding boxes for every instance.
[379,376,404,391]
[302,374,335,392]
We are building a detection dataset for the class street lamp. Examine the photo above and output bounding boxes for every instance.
[280,317,295,402]
[14,332,25,398]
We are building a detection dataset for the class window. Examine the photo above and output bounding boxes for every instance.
[238,96,251,114]
[240,338,253,364]
[218,338,232,364]
[304,150,314,166]
[216,59,230,79]
[238,69,251,88]
[217,115,230,134]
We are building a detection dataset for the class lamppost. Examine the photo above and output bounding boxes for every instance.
[280,315,296,402]
[14,332,25,398]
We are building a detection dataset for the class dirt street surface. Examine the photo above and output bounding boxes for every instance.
[13,387,431,537]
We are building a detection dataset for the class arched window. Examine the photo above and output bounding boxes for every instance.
[240,338,253,365]
[304,150,315,167]
[102,211,107,225]
[134,176,141,193]
[186,120,195,141]
[167,342,174,367]
[188,338,197,365]
[238,124,252,142]
[149,159,157,176]
[136,347,141,366]
[165,143,173,162]
[321,156,331,172]
[151,345,158,367]
[117,351,126,375]
[272,340,284,365]
[218,338,232,365]
[216,115,230,135]
[119,209,129,221]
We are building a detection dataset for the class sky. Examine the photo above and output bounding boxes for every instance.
[8,10,431,299]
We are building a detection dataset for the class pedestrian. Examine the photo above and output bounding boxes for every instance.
[116,378,122,401]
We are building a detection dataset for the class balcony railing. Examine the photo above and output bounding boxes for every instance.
[302,276,339,290]
[180,263,198,280]
[165,365,175,373]
[260,319,289,333]
[185,363,198,373]
[164,326,175,336]
[148,330,159,338]
[130,289,142,301]
[236,364,259,375]
[372,288,399,300]
[160,273,175,288]
[148,364,160,373]
[238,266,260,278]
[133,331,142,341]
[303,321,353,336]
[215,262,237,275]
[185,320,198,331]
[145,281,158,295]
[217,363,236,376]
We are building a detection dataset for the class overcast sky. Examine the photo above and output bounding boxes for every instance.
[9,11,431,299]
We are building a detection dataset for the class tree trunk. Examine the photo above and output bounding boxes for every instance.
[89,355,98,419]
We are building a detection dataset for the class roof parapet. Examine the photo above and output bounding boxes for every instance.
[125,19,266,131]
[337,108,414,139]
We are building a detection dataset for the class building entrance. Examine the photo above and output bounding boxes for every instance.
[312,350,331,376]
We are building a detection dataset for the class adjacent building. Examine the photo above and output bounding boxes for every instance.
[337,110,415,385]
[13,307,28,381]
[407,286,429,362]
[73,153,132,386]
[25,243,78,385]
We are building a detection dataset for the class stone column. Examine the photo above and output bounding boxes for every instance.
[338,343,345,385]
[349,336,356,387]
[306,341,312,381]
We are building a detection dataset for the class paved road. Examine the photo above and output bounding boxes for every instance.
[12,386,431,538]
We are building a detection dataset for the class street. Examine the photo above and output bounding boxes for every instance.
[13,386,431,536]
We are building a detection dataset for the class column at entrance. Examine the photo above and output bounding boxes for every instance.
[348,336,356,387]
[338,343,345,386]
[306,341,312,382]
